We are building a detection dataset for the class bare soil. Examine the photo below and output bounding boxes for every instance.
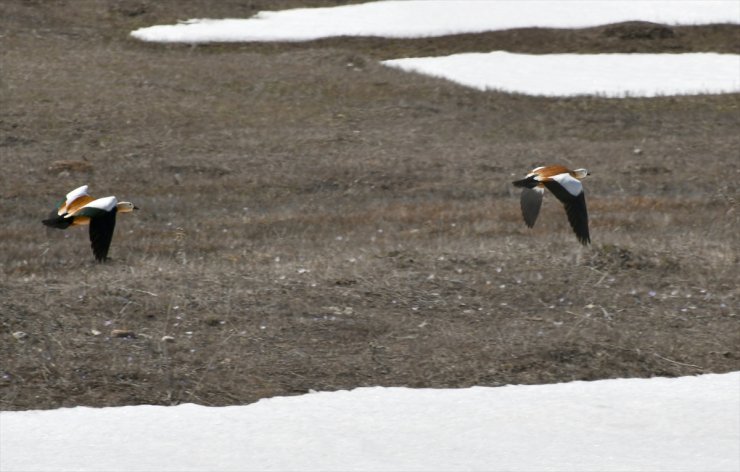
[1,1,738,410]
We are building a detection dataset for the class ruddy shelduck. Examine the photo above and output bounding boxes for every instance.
[512,165,591,245]
[43,185,138,261]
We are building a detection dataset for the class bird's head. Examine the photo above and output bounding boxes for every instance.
[116,201,139,213]
[572,168,590,179]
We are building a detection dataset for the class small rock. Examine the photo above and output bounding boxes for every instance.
[204,317,223,327]
[12,331,28,341]
[111,329,136,339]
[161,335,175,343]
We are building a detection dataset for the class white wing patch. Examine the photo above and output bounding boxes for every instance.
[550,173,583,197]
[58,185,90,215]
[65,185,89,205]
[81,196,118,212]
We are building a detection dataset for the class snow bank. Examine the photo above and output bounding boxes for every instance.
[382,52,740,97]
[2,372,738,472]
[130,1,740,43]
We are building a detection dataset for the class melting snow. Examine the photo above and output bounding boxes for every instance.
[2,373,738,471]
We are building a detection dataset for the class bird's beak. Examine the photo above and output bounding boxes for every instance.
[133,205,140,210]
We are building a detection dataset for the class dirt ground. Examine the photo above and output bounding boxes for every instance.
[1,1,738,410]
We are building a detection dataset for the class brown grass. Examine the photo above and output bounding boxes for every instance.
[1,0,738,410]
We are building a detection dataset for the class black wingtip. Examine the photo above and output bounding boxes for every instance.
[512,176,538,189]
[519,187,543,228]
[42,214,72,229]
[89,210,116,262]
[575,224,591,245]
[93,250,109,262]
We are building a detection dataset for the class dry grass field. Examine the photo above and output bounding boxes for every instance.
[1,1,738,410]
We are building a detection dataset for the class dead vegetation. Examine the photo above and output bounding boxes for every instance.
[0,1,738,410]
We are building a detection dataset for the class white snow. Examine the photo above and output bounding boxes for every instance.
[2,373,739,472]
[382,52,740,97]
[130,1,739,43]
[129,1,740,98]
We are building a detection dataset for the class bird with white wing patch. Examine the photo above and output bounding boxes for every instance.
[43,185,138,262]
[512,165,591,245]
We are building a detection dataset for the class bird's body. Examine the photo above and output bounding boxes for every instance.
[43,186,137,261]
[512,165,591,245]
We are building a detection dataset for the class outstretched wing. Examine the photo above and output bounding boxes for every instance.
[89,210,117,261]
[45,185,93,227]
[56,185,92,215]
[520,187,544,228]
[543,176,590,245]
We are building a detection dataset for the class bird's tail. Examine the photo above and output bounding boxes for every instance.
[42,213,73,229]
[512,175,538,189]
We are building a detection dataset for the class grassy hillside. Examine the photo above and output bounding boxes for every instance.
[1,0,738,409]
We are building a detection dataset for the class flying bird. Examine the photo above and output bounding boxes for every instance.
[512,165,591,245]
[43,185,138,261]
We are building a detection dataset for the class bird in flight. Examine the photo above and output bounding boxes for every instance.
[43,185,138,261]
[512,165,591,245]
